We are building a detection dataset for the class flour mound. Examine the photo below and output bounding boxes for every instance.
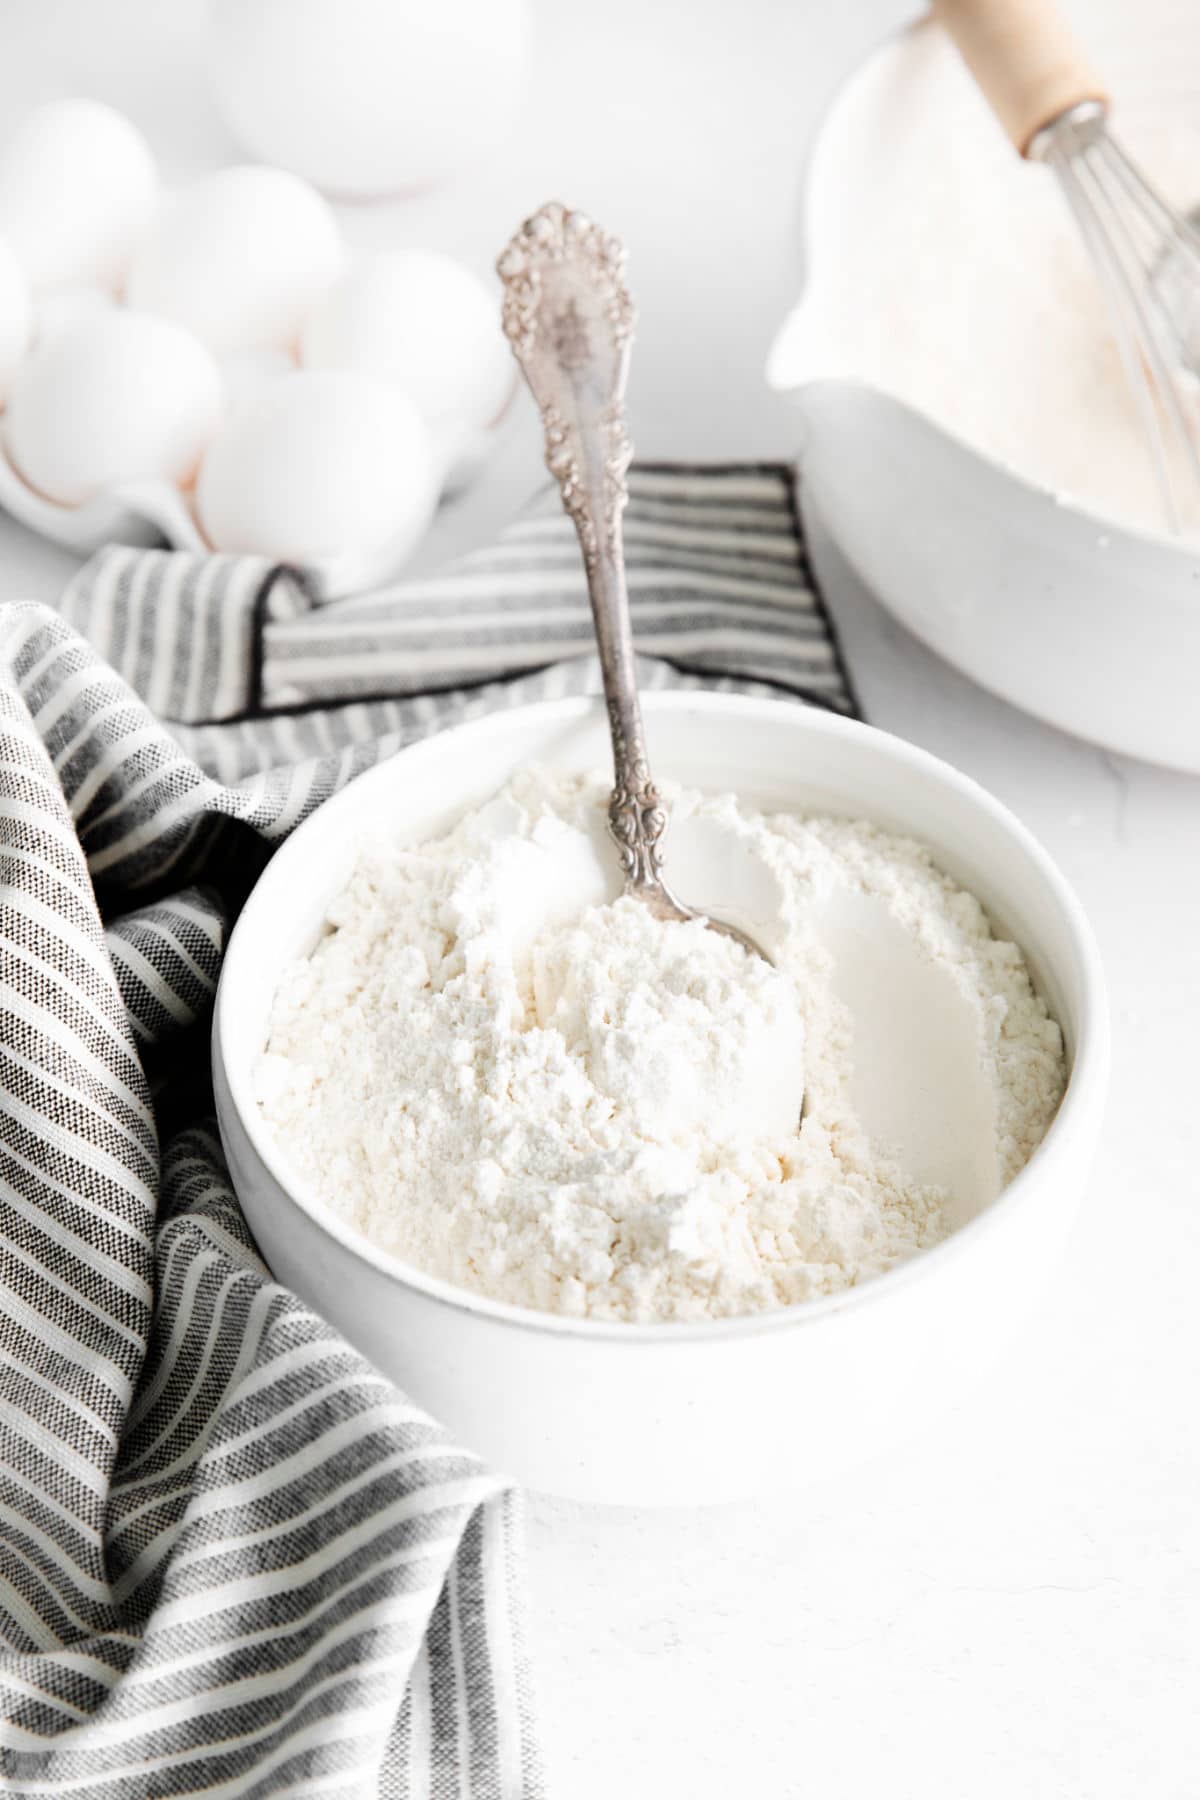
[532,899,804,1147]
[256,769,1066,1323]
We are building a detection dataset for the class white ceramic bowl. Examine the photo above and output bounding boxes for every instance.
[767,14,1200,774]
[213,693,1109,1506]
[777,383,1200,772]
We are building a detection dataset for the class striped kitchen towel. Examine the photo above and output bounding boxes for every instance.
[0,464,857,1797]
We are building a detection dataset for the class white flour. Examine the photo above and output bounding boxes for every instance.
[787,5,1200,535]
[256,769,1066,1323]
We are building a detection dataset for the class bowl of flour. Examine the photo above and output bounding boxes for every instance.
[767,0,1200,772]
[213,693,1108,1504]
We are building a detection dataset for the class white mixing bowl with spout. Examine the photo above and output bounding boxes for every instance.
[768,5,1200,773]
[213,692,1108,1506]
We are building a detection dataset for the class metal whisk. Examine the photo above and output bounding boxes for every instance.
[934,0,1200,534]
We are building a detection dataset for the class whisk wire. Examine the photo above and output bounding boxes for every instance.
[1047,128,1200,533]
[1083,140,1200,501]
[1052,150,1181,528]
[1093,134,1200,270]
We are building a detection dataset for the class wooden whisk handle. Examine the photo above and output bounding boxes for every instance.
[932,0,1108,156]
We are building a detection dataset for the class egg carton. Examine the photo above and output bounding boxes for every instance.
[0,404,511,600]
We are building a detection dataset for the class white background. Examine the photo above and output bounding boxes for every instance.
[0,3,1196,1796]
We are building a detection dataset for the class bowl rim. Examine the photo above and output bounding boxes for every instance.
[214,690,1110,1345]
[782,375,1200,564]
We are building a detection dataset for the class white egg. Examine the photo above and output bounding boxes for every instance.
[207,0,533,197]
[0,100,157,292]
[6,311,223,506]
[196,370,437,562]
[127,165,344,355]
[0,236,32,406]
[300,250,513,452]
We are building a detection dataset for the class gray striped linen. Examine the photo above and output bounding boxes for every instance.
[0,464,856,1796]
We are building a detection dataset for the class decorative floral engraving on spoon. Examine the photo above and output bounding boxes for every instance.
[497,199,771,957]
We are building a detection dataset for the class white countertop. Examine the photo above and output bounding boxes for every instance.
[1,3,1196,1795]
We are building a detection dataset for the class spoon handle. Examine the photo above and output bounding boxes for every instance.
[497,202,669,895]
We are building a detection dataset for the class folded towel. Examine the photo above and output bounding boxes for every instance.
[0,464,857,1796]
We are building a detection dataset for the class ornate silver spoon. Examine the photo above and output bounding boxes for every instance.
[497,201,769,962]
